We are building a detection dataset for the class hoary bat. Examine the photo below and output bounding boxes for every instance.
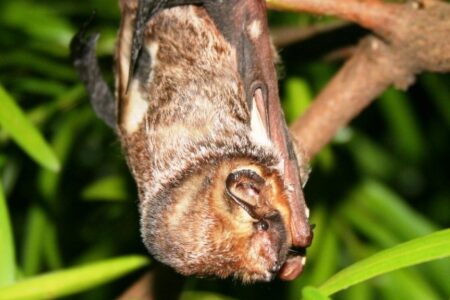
[71,0,313,282]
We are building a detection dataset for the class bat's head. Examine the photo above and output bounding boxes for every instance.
[142,157,295,282]
[222,165,292,282]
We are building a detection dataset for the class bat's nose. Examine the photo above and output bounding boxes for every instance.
[270,262,282,274]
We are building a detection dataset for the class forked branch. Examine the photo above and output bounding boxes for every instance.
[270,0,450,158]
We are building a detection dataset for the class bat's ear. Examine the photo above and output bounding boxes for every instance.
[225,169,266,219]
[250,87,270,143]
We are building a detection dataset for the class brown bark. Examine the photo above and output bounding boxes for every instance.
[270,21,350,48]
[267,0,396,36]
[270,0,450,158]
[118,272,153,300]
[290,35,413,158]
[118,265,185,300]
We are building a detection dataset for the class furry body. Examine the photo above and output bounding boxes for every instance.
[116,5,294,281]
[70,0,312,282]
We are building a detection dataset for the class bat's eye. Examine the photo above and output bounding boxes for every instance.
[255,219,269,231]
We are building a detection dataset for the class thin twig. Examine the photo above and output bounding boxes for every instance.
[271,20,350,47]
[266,0,397,36]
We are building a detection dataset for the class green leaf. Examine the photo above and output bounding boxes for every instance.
[0,182,16,287]
[350,180,436,241]
[38,108,93,201]
[0,157,21,197]
[0,51,76,81]
[82,176,128,202]
[313,145,335,173]
[379,269,441,300]
[21,205,47,276]
[378,88,426,163]
[340,203,399,248]
[1,0,74,46]
[347,131,399,180]
[15,79,67,97]
[344,181,449,295]
[309,225,339,286]
[420,74,450,127]
[341,281,371,300]
[180,291,236,300]
[282,77,313,124]
[0,255,149,300]
[0,85,60,171]
[335,219,376,259]
[28,85,85,126]
[301,286,330,300]
[318,229,450,296]
[42,226,62,270]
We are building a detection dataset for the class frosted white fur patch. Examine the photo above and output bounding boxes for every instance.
[249,95,284,176]
[275,158,285,176]
[250,97,271,147]
[167,183,195,228]
[301,256,307,266]
[123,80,149,134]
[248,20,262,40]
[123,42,159,134]
[147,42,159,71]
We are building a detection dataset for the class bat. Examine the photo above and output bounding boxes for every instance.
[71,0,312,282]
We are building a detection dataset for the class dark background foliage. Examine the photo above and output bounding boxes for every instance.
[0,0,449,299]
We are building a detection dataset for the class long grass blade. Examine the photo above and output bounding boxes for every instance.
[301,286,330,300]
[0,255,149,300]
[0,182,16,287]
[0,85,60,171]
[318,229,450,296]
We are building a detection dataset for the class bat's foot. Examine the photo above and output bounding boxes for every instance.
[70,11,100,63]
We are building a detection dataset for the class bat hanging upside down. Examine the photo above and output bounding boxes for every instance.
[70,0,313,282]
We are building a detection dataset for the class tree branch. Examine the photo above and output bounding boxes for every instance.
[290,35,411,158]
[267,0,397,36]
[118,265,185,300]
[270,20,350,48]
[118,272,153,300]
[272,0,450,158]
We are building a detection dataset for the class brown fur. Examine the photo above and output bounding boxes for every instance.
[116,4,296,282]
